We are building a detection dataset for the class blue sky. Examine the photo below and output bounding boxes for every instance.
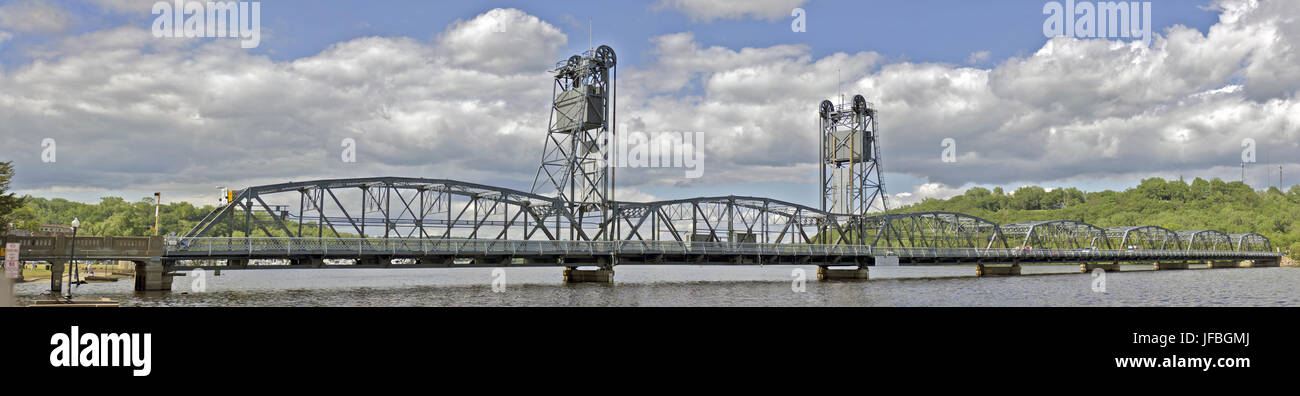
[6,0,1296,208]
[5,0,1220,68]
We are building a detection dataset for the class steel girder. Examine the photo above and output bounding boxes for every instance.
[1230,233,1271,252]
[180,179,1276,256]
[1106,226,1182,250]
[1001,220,1111,250]
[181,177,588,241]
[606,196,841,244]
[1176,230,1232,251]
[869,211,1008,249]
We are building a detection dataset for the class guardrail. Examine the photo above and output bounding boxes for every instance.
[165,237,1281,260]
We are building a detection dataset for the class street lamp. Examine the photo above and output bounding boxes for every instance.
[66,218,79,300]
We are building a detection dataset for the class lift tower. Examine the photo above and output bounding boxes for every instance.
[819,94,888,217]
[531,45,617,240]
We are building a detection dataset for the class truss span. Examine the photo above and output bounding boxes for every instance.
[1106,225,1182,250]
[1230,233,1272,252]
[867,211,1007,249]
[183,177,590,241]
[607,196,846,245]
[1176,230,1232,251]
[1002,220,1111,250]
[181,179,1278,259]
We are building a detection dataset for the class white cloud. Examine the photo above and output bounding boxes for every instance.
[966,50,990,65]
[655,0,807,23]
[435,8,567,75]
[4,1,1300,208]
[0,0,72,33]
[89,0,158,13]
[620,0,1300,200]
[890,183,967,208]
[0,8,567,202]
[0,30,12,46]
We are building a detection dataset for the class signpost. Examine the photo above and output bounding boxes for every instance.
[3,242,19,279]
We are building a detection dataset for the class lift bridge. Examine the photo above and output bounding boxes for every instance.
[8,45,1282,292]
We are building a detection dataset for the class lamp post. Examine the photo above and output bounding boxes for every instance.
[66,218,79,299]
[154,192,162,236]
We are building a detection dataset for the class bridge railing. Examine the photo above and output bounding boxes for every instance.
[166,237,1281,260]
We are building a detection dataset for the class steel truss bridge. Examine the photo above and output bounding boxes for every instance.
[9,43,1285,296]
[166,177,1280,270]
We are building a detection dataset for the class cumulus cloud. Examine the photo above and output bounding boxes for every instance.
[0,0,72,33]
[3,1,1300,208]
[617,0,1300,200]
[436,8,567,75]
[0,8,565,203]
[890,183,967,208]
[655,0,807,23]
[89,0,159,13]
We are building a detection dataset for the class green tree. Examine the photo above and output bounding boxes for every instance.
[0,161,24,234]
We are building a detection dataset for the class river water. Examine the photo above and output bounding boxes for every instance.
[11,265,1300,307]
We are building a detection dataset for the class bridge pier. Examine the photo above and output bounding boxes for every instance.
[356,257,388,267]
[1081,262,1122,273]
[817,266,869,281]
[976,263,1021,277]
[1238,259,1278,268]
[304,257,325,268]
[133,260,174,292]
[1153,261,1189,270]
[1207,260,1241,269]
[562,267,614,283]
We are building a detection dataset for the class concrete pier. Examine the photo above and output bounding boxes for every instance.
[1153,261,1189,270]
[1207,261,1240,269]
[562,267,614,283]
[133,260,173,291]
[1081,262,1121,273]
[304,257,325,268]
[976,263,1021,277]
[1239,258,1279,268]
[817,266,869,281]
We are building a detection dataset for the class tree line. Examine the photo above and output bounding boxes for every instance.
[894,177,1300,258]
[0,161,1295,257]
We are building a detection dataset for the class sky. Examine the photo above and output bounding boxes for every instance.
[0,0,1297,210]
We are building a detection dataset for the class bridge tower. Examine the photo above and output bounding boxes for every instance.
[819,94,888,217]
[531,45,617,241]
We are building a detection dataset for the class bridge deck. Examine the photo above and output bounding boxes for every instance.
[162,237,1281,268]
